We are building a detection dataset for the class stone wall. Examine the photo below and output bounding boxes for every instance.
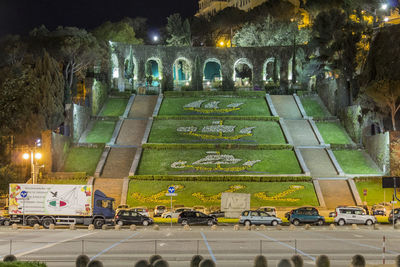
[363,132,389,173]
[72,104,91,143]
[51,132,71,172]
[91,78,108,116]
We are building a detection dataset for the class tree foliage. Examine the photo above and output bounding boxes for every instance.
[233,16,311,47]
[166,13,191,46]
[93,20,143,44]
[366,80,400,131]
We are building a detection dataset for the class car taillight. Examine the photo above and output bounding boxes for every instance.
[115,215,119,219]
[335,212,337,217]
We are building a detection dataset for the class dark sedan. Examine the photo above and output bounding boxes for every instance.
[114,210,153,226]
[178,211,217,226]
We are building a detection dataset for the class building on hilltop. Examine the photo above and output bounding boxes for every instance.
[196,0,301,18]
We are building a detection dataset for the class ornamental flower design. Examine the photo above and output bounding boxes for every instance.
[254,185,304,202]
[170,151,261,172]
[131,184,184,204]
[192,185,246,202]
[183,100,244,114]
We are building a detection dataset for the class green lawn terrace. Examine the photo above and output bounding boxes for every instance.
[127,180,318,208]
[148,119,286,144]
[63,146,104,176]
[355,178,400,208]
[99,98,128,117]
[136,148,303,175]
[316,121,353,145]
[158,96,271,117]
[84,120,116,143]
[300,96,331,118]
[333,150,382,175]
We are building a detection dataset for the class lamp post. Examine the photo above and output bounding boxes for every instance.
[22,139,43,184]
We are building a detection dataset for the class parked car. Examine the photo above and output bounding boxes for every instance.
[0,216,10,226]
[193,206,207,213]
[239,210,282,226]
[162,208,192,218]
[115,204,130,215]
[209,210,225,218]
[154,205,167,217]
[257,206,276,216]
[130,207,149,217]
[178,211,217,226]
[333,206,377,226]
[371,204,387,216]
[114,210,153,226]
[288,207,324,226]
[388,208,400,224]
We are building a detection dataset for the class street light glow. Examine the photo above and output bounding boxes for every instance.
[220,41,224,46]
[35,153,42,160]
[22,153,29,160]
[153,36,159,42]
[381,3,388,10]
[384,17,389,22]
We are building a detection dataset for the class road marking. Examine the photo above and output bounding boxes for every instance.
[255,232,316,262]
[311,232,399,255]
[90,232,140,261]
[9,232,96,258]
[200,232,217,264]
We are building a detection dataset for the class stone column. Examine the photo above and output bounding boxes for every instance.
[161,59,174,91]
[137,58,146,86]
[279,56,289,92]
[117,53,125,92]
[221,61,234,91]
[253,58,264,89]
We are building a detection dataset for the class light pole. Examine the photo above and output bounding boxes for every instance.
[22,139,43,184]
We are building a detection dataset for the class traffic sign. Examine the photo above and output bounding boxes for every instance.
[20,191,28,198]
[165,193,177,197]
[168,186,175,194]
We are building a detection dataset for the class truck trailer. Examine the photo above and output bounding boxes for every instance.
[9,184,115,229]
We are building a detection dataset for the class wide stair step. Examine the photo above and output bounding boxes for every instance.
[101,148,136,178]
[128,95,158,118]
[318,180,355,208]
[94,178,124,205]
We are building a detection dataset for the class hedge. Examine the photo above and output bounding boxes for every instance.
[330,143,360,150]
[130,175,312,182]
[353,176,383,182]
[154,115,279,121]
[163,91,266,98]
[142,143,293,150]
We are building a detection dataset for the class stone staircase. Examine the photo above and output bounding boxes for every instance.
[100,147,137,178]
[93,178,124,206]
[318,180,356,208]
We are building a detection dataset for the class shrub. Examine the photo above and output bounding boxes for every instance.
[164,91,265,98]
[75,255,90,267]
[130,175,312,182]
[154,115,279,121]
[142,143,292,150]
[291,255,303,267]
[3,255,17,262]
[277,259,293,267]
[87,260,104,267]
[134,260,150,267]
[153,259,169,267]
[351,255,366,267]
[190,255,204,267]
[253,255,268,267]
[149,255,162,264]
[316,255,330,267]
[199,259,216,267]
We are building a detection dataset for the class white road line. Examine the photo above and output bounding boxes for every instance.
[255,232,316,262]
[200,232,217,264]
[12,232,96,258]
[90,232,140,261]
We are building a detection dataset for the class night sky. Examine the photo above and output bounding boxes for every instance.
[0,0,198,37]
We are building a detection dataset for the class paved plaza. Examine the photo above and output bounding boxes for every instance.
[0,225,399,266]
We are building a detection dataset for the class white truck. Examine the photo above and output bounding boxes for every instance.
[8,184,115,229]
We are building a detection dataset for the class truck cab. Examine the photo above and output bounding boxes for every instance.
[93,190,115,222]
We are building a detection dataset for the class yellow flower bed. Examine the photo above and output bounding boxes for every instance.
[254,185,304,202]
[131,184,184,204]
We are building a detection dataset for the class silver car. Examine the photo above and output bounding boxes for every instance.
[239,210,282,226]
[334,207,377,226]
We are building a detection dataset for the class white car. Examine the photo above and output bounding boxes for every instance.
[161,208,192,218]
[130,207,149,217]
[333,206,377,226]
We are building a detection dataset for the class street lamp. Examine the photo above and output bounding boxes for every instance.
[153,35,159,43]
[22,140,43,184]
[381,3,388,10]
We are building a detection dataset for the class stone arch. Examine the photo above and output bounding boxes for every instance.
[263,57,281,83]
[203,58,222,89]
[124,54,138,81]
[146,57,162,86]
[173,57,192,86]
[233,58,253,87]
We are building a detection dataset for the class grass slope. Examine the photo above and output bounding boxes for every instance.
[100,98,128,117]
[63,147,103,176]
[148,120,286,144]
[127,180,318,207]
[333,150,381,174]
[158,97,271,116]
[301,97,330,118]
[137,149,302,175]
[316,122,352,144]
[356,180,400,208]
[85,121,116,143]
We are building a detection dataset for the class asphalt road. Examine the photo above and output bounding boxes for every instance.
[0,225,399,266]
